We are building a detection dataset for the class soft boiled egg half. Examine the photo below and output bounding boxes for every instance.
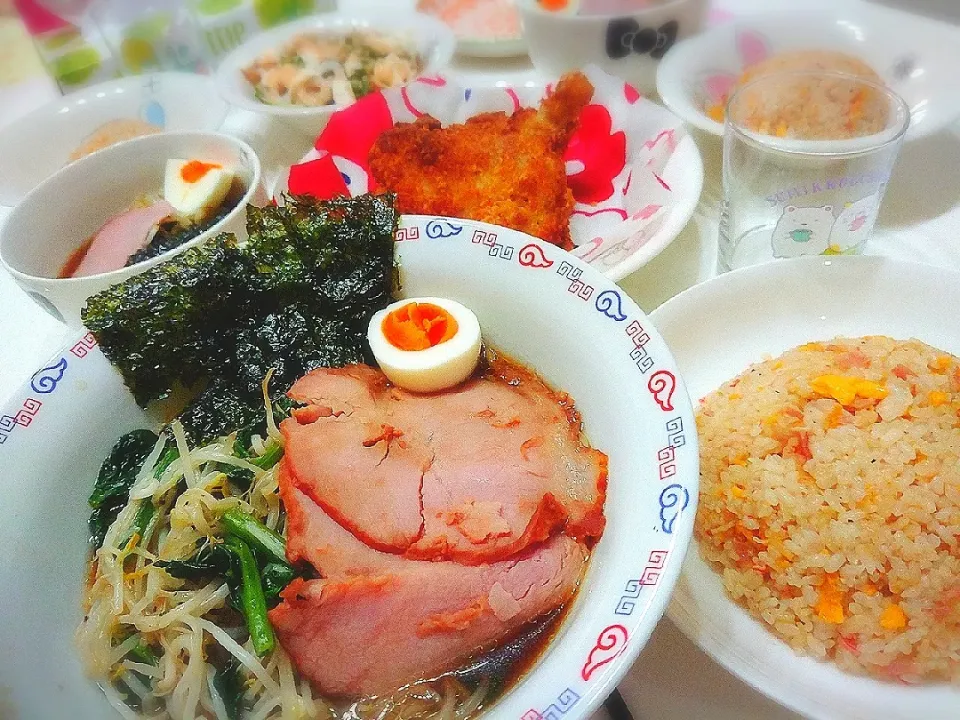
[368,297,482,393]
[164,158,235,224]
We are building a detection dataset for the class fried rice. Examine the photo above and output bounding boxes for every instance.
[714,50,890,140]
[695,336,960,683]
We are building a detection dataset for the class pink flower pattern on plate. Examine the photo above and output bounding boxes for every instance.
[702,29,770,108]
[565,104,627,205]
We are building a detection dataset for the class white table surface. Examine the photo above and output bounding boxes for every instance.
[1,1,959,719]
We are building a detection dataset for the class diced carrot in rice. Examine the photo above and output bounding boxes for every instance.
[789,431,812,461]
[815,574,847,624]
[837,348,871,370]
[880,604,908,631]
[824,405,845,429]
[783,406,804,420]
[838,633,860,655]
[892,364,916,380]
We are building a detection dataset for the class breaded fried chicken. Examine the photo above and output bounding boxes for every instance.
[368,72,594,249]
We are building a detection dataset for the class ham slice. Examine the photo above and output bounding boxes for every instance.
[268,533,586,697]
[70,200,174,277]
[280,464,408,577]
[282,362,607,564]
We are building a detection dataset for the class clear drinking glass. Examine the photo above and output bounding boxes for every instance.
[718,71,910,273]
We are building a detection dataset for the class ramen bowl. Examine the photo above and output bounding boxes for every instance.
[0,218,698,719]
[0,131,263,327]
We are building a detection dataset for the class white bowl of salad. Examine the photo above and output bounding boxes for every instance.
[214,9,456,132]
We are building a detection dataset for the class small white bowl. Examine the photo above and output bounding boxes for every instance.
[518,0,707,93]
[456,35,528,59]
[0,131,263,327]
[655,8,960,140]
[214,10,457,136]
[0,72,229,207]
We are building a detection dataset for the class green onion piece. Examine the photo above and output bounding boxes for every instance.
[225,537,274,657]
[220,509,287,566]
[250,443,283,471]
[128,639,158,666]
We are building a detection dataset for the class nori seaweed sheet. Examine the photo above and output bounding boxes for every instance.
[82,194,397,443]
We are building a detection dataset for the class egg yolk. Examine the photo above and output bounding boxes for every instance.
[382,302,459,351]
[180,160,222,184]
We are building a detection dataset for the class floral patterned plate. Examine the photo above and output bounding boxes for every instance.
[416,0,528,58]
[276,66,704,281]
[0,72,228,206]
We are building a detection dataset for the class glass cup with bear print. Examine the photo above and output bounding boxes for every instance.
[718,71,910,272]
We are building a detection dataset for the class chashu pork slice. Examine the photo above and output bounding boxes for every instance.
[268,533,586,698]
[71,200,175,277]
[281,361,607,564]
[280,462,408,577]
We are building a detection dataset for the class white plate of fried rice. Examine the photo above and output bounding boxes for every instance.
[651,255,960,720]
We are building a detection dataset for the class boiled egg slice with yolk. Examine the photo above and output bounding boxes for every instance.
[164,158,235,224]
[368,297,482,393]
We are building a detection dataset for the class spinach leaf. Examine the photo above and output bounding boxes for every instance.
[88,429,158,548]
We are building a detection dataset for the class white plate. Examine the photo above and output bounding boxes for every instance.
[656,5,960,140]
[456,35,528,58]
[601,134,702,281]
[0,219,698,720]
[213,9,456,131]
[0,72,228,207]
[651,255,960,720]
[415,0,527,58]
[276,67,704,282]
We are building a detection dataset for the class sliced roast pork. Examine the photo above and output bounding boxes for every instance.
[268,533,586,697]
[281,360,607,563]
[71,200,175,277]
[280,463,409,577]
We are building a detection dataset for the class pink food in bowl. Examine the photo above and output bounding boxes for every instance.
[418,0,521,40]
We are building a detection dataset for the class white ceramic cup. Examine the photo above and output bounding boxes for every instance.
[0,131,264,327]
[518,0,707,93]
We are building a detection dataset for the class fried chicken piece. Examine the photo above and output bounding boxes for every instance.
[369,71,594,249]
